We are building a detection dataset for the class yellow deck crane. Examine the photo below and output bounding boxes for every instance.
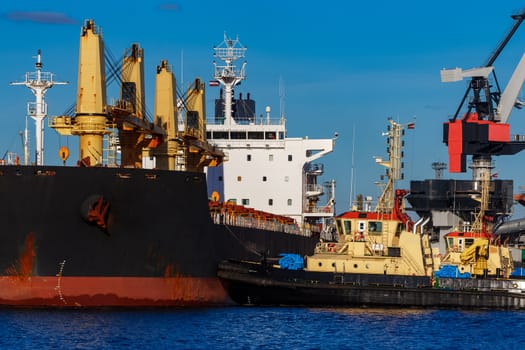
[50,19,223,170]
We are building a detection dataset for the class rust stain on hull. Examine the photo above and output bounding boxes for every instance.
[4,233,36,280]
[163,264,225,304]
[0,276,231,307]
[19,233,36,277]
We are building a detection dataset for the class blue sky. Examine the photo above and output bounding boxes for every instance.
[2,1,525,216]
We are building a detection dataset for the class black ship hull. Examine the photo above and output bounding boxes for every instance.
[218,260,525,309]
[0,165,318,307]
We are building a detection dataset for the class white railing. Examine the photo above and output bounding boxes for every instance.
[305,184,324,194]
[206,117,285,126]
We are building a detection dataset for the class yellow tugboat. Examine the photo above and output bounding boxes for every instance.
[435,169,515,284]
[218,119,525,309]
[305,119,436,280]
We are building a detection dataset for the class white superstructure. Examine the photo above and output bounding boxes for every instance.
[206,34,336,236]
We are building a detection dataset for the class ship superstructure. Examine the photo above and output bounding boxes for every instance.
[206,34,336,237]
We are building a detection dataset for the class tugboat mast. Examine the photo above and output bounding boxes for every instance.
[374,119,413,214]
[213,34,247,125]
[10,50,68,165]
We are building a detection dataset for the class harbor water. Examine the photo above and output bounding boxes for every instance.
[1,306,524,349]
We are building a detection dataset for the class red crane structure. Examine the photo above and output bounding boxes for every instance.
[442,9,525,175]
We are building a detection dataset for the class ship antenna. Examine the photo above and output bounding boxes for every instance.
[349,124,356,209]
[20,117,29,165]
[374,118,414,213]
[10,50,68,165]
[279,76,286,122]
[213,33,247,126]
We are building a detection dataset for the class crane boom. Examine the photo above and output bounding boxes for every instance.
[485,11,525,67]
[495,52,525,123]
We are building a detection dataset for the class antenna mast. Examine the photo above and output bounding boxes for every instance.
[279,76,286,120]
[11,50,68,165]
[374,119,413,213]
[213,34,247,126]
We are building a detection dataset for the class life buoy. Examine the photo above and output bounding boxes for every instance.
[354,231,364,241]
[327,243,336,252]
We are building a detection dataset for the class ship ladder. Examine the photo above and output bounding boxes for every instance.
[381,221,389,255]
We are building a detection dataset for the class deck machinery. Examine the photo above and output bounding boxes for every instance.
[49,19,223,171]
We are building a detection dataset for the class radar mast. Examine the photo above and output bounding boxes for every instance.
[213,34,247,126]
[11,50,68,165]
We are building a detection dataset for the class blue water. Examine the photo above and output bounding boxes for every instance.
[1,307,524,349]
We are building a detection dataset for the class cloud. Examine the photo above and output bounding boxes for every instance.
[5,11,77,24]
[159,3,182,11]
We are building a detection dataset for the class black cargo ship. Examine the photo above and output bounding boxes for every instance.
[0,20,321,307]
[0,166,318,306]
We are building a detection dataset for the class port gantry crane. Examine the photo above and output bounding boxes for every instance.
[442,9,525,178]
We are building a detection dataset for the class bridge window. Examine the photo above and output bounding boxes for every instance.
[265,131,276,139]
[368,221,382,235]
[343,220,351,234]
[231,131,246,139]
[248,132,264,139]
[213,131,229,139]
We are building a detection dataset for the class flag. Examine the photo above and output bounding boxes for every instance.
[407,122,415,129]
[209,80,220,87]
[491,173,498,178]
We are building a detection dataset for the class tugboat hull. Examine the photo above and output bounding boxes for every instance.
[218,260,525,309]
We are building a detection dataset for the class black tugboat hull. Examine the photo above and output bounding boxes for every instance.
[0,166,318,307]
[218,260,525,309]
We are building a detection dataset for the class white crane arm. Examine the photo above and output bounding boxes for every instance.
[440,66,493,82]
[496,52,525,123]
